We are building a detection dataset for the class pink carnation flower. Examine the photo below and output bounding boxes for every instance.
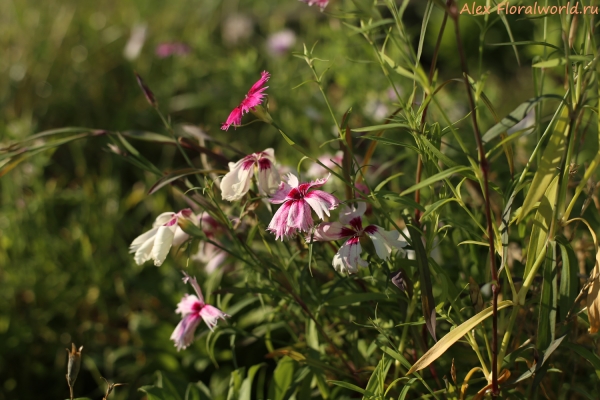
[308,202,407,274]
[155,42,191,58]
[220,148,279,201]
[267,174,339,240]
[193,213,228,273]
[221,71,270,130]
[129,209,195,266]
[170,273,229,351]
[300,0,329,11]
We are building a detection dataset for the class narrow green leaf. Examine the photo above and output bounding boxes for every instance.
[556,236,579,322]
[482,95,562,144]
[407,300,513,375]
[351,123,411,133]
[537,241,557,351]
[185,382,212,400]
[515,335,566,383]
[563,342,600,379]
[148,168,217,195]
[421,198,457,220]
[405,219,437,341]
[327,380,370,395]
[361,135,419,152]
[363,355,392,399]
[227,367,245,400]
[326,292,395,307]
[376,191,426,212]
[523,176,558,279]
[239,364,266,400]
[400,166,471,196]
[519,104,568,222]
[268,356,295,400]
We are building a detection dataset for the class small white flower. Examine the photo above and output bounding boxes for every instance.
[129,209,195,266]
[309,203,407,274]
[220,148,279,201]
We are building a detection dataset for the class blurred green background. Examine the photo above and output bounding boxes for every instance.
[0,0,577,398]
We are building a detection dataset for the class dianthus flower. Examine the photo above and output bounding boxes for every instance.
[220,148,279,201]
[221,71,270,130]
[267,174,339,240]
[308,202,407,274]
[300,0,329,11]
[193,213,228,273]
[170,273,229,351]
[129,209,195,266]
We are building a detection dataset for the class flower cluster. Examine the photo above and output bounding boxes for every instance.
[129,72,409,351]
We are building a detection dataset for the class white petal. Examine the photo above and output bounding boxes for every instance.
[338,203,366,226]
[151,225,176,266]
[332,239,367,274]
[307,222,346,242]
[130,228,158,253]
[172,227,190,247]
[133,236,155,265]
[257,163,280,196]
[286,173,299,188]
[153,212,176,228]
[220,160,254,201]
[366,227,407,260]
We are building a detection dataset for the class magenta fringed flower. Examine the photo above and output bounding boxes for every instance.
[170,273,229,351]
[221,71,270,130]
[308,202,407,274]
[267,173,339,240]
[300,0,329,11]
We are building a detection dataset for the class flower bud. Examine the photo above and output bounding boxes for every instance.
[250,104,273,125]
[134,71,157,108]
[66,343,83,400]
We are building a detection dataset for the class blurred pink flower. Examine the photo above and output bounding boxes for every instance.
[268,174,339,240]
[267,29,297,56]
[193,213,228,273]
[170,273,229,351]
[308,203,406,274]
[220,148,279,201]
[306,151,343,179]
[129,209,195,266]
[155,42,191,58]
[300,0,329,11]
[221,71,270,130]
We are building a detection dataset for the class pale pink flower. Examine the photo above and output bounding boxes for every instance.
[155,42,191,58]
[220,148,279,201]
[129,209,195,266]
[221,71,270,130]
[306,151,343,179]
[308,203,407,274]
[170,273,229,351]
[267,174,339,240]
[300,0,329,11]
[267,29,297,56]
[193,213,228,273]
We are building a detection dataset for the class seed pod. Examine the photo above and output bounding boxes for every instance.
[66,343,83,400]
[390,268,413,298]
[134,72,157,108]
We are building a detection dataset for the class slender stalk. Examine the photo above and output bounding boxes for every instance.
[415,0,450,224]
[448,1,500,395]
